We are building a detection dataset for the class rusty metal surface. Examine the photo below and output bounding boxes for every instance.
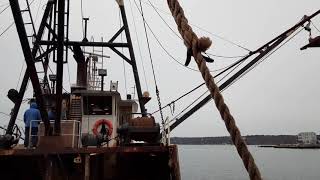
[0,145,180,180]
[0,145,174,156]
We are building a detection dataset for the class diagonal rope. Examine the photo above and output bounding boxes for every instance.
[137,0,165,125]
[0,4,10,15]
[166,0,262,179]
[129,0,149,91]
[141,0,252,53]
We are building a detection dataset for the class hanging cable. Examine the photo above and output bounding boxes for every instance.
[129,0,149,91]
[231,28,305,89]
[311,21,320,33]
[151,82,205,115]
[80,0,85,37]
[168,90,209,125]
[0,4,10,15]
[132,0,201,72]
[150,27,301,116]
[133,1,244,73]
[0,112,24,122]
[0,0,37,39]
[119,10,128,95]
[167,61,244,125]
[166,30,302,121]
[16,63,25,90]
[191,23,252,52]
[67,63,71,89]
[141,0,252,53]
[137,0,165,125]
[146,0,248,60]
[146,0,182,40]
[0,22,14,39]
[205,52,247,59]
[34,0,44,24]
[151,53,250,114]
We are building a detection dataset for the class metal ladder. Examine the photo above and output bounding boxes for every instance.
[20,0,50,93]
[52,0,70,64]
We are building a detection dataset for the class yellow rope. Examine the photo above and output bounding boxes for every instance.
[166,0,262,179]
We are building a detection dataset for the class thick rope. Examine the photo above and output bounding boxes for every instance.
[166,0,262,179]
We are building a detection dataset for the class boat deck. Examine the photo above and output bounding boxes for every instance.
[0,145,171,156]
[0,145,181,180]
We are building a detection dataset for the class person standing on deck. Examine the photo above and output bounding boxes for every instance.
[48,107,56,121]
[23,102,41,147]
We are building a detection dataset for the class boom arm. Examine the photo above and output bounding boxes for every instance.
[169,9,320,132]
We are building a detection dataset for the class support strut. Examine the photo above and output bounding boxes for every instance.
[9,0,50,134]
[118,0,147,115]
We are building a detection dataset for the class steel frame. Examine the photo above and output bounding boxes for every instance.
[6,0,147,138]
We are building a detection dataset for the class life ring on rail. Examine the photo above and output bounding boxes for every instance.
[92,119,113,136]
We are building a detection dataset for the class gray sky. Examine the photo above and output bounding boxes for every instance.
[0,0,320,137]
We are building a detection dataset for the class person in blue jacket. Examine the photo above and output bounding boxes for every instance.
[48,107,56,121]
[24,102,41,147]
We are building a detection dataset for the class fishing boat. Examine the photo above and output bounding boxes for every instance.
[0,0,319,180]
[0,0,180,179]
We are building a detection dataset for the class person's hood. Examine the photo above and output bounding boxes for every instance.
[30,102,38,109]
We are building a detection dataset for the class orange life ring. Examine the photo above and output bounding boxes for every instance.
[92,119,113,136]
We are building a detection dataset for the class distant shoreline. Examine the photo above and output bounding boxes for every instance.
[170,135,320,145]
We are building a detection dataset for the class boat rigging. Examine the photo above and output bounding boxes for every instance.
[160,10,320,132]
[0,0,319,179]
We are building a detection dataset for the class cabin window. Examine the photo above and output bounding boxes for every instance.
[83,96,112,115]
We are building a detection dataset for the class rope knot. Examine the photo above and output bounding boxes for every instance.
[197,37,212,52]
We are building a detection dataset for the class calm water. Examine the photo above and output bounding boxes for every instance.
[178,145,320,180]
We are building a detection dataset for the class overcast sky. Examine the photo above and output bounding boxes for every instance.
[0,0,320,137]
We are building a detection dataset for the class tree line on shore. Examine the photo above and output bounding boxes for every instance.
[170,135,320,145]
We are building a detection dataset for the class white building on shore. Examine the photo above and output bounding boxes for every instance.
[297,132,317,144]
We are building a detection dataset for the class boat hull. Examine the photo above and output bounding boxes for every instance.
[0,145,180,180]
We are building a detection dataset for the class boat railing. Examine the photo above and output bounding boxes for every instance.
[28,120,81,149]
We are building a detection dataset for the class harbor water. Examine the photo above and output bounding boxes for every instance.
[178,145,320,180]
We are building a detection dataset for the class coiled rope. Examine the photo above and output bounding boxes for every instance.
[166,0,262,179]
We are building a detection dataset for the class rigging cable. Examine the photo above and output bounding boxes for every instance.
[0,4,10,15]
[129,0,149,91]
[0,0,37,39]
[0,112,23,122]
[132,0,200,72]
[133,1,244,73]
[152,28,302,115]
[16,62,25,90]
[119,10,128,95]
[80,0,85,37]
[146,0,182,40]
[191,23,252,52]
[169,74,234,124]
[34,0,44,24]
[67,62,71,89]
[0,22,14,39]
[205,52,246,59]
[146,0,248,60]
[151,54,250,114]
[167,28,304,120]
[140,0,252,53]
[151,83,205,115]
[311,21,320,33]
[137,0,165,124]
[231,28,305,89]
[168,90,209,125]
